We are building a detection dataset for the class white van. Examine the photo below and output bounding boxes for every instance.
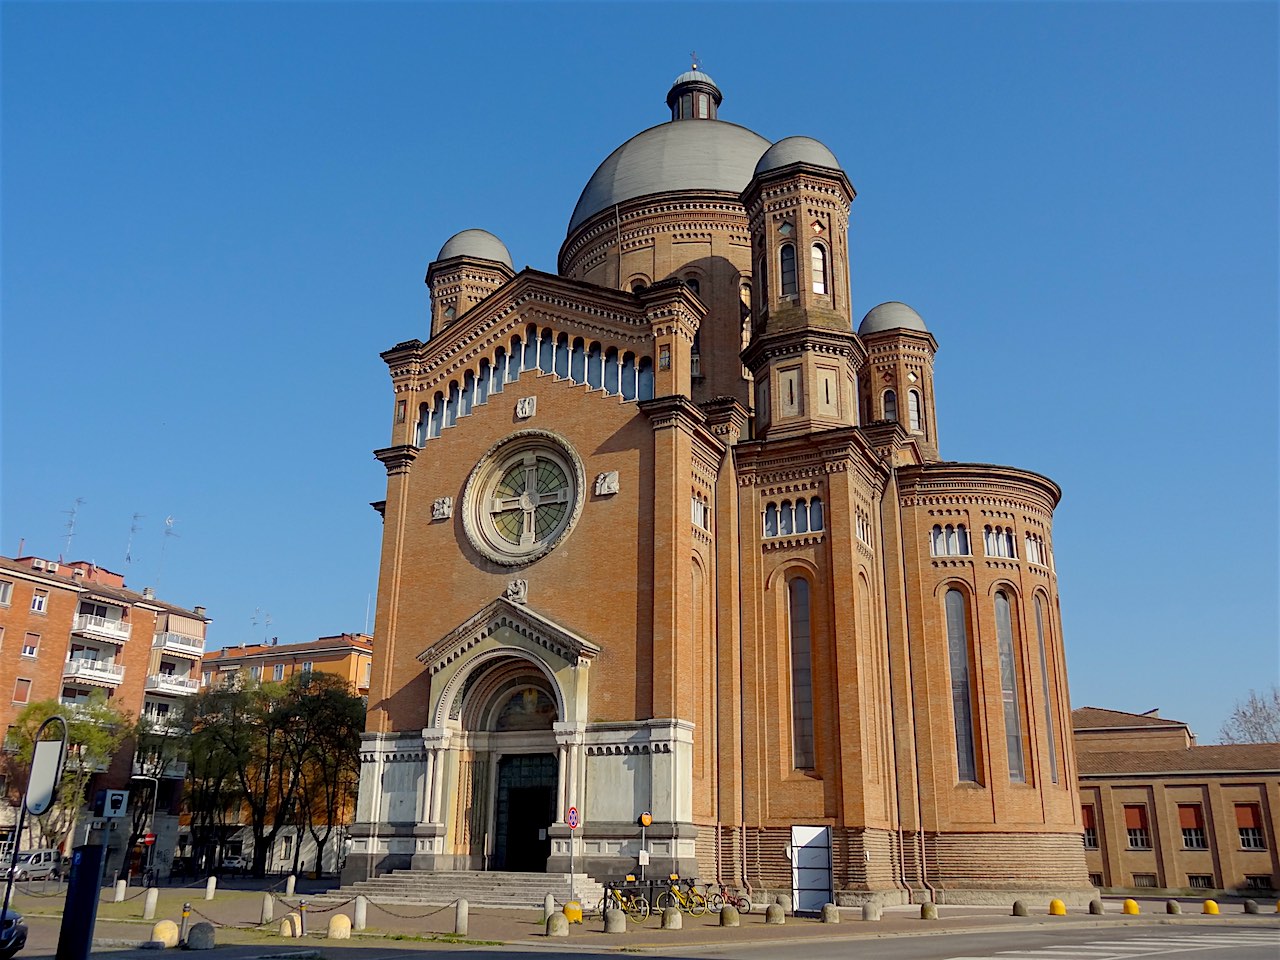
[6,849,60,881]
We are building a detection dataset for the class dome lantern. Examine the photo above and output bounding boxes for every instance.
[666,61,722,121]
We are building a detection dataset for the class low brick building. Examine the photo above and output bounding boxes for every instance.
[1074,706,1279,896]
[200,633,372,695]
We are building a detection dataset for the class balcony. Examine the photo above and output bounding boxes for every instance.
[63,658,125,687]
[145,674,200,696]
[133,757,188,780]
[73,614,131,644]
[152,631,205,659]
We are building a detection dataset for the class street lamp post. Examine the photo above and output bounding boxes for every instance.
[130,775,159,878]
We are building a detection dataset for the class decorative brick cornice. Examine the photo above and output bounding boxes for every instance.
[373,444,419,477]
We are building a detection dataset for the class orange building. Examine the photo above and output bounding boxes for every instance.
[1075,707,1278,896]
[349,69,1087,907]
[199,633,373,694]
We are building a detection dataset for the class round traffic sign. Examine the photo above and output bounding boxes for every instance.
[143,833,157,846]
[639,811,652,827]
[567,806,579,829]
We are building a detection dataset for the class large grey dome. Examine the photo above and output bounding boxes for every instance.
[858,301,929,336]
[755,136,841,176]
[435,229,513,269]
[568,121,770,233]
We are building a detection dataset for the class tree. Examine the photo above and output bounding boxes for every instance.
[120,711,189,877]
[182,706,240,876]
[1220,686,1280,744]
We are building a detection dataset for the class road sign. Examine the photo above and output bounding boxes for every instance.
[25,727,67,816]
[567,806,579,829]
[143,833,157,846]
[104,790,129,818]
[639,811,652,827]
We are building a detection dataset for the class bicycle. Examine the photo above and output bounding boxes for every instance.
[596,879,651,923]
[706,882,753,914]
[655,875,707,916]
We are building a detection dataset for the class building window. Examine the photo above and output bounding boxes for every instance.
[810,243,827,294]
[1188,874,1214,889]
[1244,875,1272,890]
[0,580,11,605]
[249,665,262,683]
[280,836,293,861]
[908,390,922,432]
[1179,804,1207,849]
[201,670,212,687]
[30,589,48,614]
[1081,805,1098,848]
[1236,804,1265,849]
[692,494,711,532]
[883,389,897,422]
[945,588,978,783]
[21,633,39,658]
[12,678,31,704]
[1088,872,1104,888]
[273,663,285,682]
[780,243,797,297]
[1124,805,1151,849]
[983,525,1017,558]
[930,523,971,557]
[994,591,1026,782]
[762,498,823,538]
[1132,873,1157,888]
[788,578,815,770]
[1025,532,1048,565]
[301,661,313,674]
[855,507,872,546]
[1034,596,1059,784]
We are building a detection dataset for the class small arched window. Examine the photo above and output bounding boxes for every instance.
[788,578,815,769]
[811,243,828,295]
[794,498,809,534]
[685,276,700,296]
[779,500,794,536]
[945,588,978,782]
[883,389,898,422]
[780,243,797,297]
[809,497,824,531]
[908,390,922,432]
[995,591,1026,783]
[764,503,779,538]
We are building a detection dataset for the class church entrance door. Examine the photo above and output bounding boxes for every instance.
[493,753,556,872]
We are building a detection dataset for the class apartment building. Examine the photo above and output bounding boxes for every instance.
[200,633,372,694]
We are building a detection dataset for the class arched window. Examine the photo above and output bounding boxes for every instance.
[637,357,654,400]
[794,498,809,534]
[586,343,603,389]
[945,588,978,782]
[491,348,507,394]
[620,353,637,401]
[883,389,898,422]
[764,503,778,538]
[780,243,797,296]
[931,524,944,555]
[429,393,443,439]
[1035,596,1059,784]
[444,382,460,429]
[603,348,620,395]
[460,371,475,417]
[756,257,767,313]
[685,276,700,296]
[908,390,922,432]
[811,243,828,294]
[554,334,570,379]
[415,403,431,447]
[569,338,585,384]
[788,578,815,769]
[779,500,794,535]
[476,361,491,405]
[809,497,824,532]
[630,279,647,293]
[523,328,538,371]
[957,524,970,555]
[995,591,1026,783]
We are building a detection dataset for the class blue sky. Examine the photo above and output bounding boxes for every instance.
[3,2,1276,741]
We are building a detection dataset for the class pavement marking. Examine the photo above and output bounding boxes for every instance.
[948,931,1280,960]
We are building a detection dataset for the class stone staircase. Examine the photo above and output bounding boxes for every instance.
[315,869,605,910]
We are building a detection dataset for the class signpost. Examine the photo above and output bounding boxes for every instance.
[638,811,652,880]
[566,806,579,902]
[2,716,67,945]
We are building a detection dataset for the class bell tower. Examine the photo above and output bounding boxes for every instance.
[740,137,864,440]
[425,229,515,337]
[857,301,941,460]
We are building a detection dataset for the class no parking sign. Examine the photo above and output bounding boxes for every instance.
[567,806,579,829]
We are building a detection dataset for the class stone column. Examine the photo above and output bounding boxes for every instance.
[422,727,453,824]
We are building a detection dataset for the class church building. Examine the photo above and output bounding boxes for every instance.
[348,69,1090,905]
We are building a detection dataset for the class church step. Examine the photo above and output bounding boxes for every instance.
[318,870,604,909]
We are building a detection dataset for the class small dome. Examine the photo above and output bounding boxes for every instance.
[858,301,929,336]
[671,69,719,89]
[435,229,513,270]
[754,136,842,176]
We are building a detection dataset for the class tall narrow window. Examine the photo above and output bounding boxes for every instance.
[945,589,978,782]
[788,578,815,769]
[780,243,797,296]
[883,389,898,422]
[994,591,1026,783]
[811,244,828,294]
[908,390,922,431]
[1081,805,1098,848]
[1034,596,1059,783]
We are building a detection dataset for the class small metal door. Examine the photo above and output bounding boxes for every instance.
[790,825,832,913]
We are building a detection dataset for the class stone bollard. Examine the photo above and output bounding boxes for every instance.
[546,912,569,937]
[1243,899,1259,914]
[204,876,217,900]
[143,886,159,920]
[720,904,740,927]
[260,892,274,925]
[604,908,626,933]
[544,893,555,922]
[1090,899,1106,915]
[765,903,785,925]
[150,920,180,948]
[662,906,682,929]
[921,903,938,920]
[455,898,469,936]
[821,903,839,923]
[1202,899,1219,915]
[1122,899,1139,915]
[186,922,216,951]
[1012,900,1028,917]
[326,914,352,940]
[1166,900,1182,914]
[354,895,368,931]
[1049,899,1066,916]
[113,879,127,903]
[775,893,793,914]
[285,874,296,897]
[279,912,302,938]
[862,903,881,921]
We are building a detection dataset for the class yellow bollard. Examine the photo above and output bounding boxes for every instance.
[1122,899,1140,915]
[562,900,583,924]
[1048,899,1066,916]
[1202,899,1219,915]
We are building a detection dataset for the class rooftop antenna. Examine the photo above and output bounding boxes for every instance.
[155,515,179,588]
[63,498,86,559]
[124,512,145,567]
[251,607,273,644]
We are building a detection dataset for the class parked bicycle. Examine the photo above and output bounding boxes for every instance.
[596,877,651,922]
[706,882,753,914]
[655,874,708,916]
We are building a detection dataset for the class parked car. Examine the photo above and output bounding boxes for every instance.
[0,908,28,960]
[220,855,246,873]
[5,850,59,881]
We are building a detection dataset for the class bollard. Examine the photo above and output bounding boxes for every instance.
[299,900,308,936]
[1243,899,1258,914]
[326,914,352,940]
[354,895,368,931]
[544,893,555,922]
[1166,899,1182,914]
[455,898,469,936]
[180,902,192,944]
[1089,899,1105,915]
[661,906,682,929]
[821,903,839,923]
[285,874,296,897]
[862,902,881,921]
[260,892,274,925]
[150,920,180,948]
[113,879,127,903]
[921,902,938,920]
[546,912,569,937]
[765,903,785,925]
[1122,899,1139,915]
[720,904,740,927]
[1012,900,1028,917]
[143,886,159,920]
[1202,899,1219,915]
[1049,899,1066,916]
[562,900,583,924]
[186,921,216,951]
[775,893,793,914]
[604,908,626,933]
[205,876,217,900]
[279,913,301,938]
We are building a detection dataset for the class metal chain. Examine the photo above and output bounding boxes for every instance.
[367,898,460,920]
[186,902,277,930]
[272,895,357,915]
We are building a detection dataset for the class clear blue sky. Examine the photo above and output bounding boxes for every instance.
[3,3,1276,741]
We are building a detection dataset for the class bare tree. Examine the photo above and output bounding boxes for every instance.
[1220,686,1280,744]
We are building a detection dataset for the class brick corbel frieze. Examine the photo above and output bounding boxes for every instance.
[374,444,419,477]
[638,395,726,458]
